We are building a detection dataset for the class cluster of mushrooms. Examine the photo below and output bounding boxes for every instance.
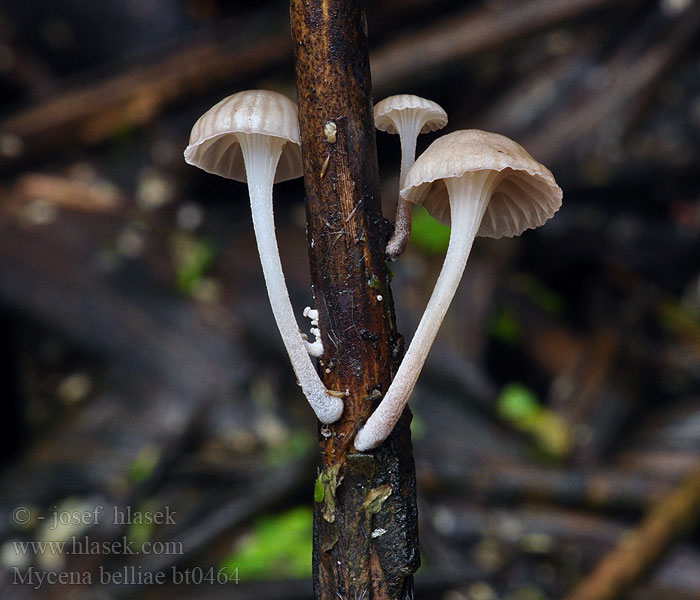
[184,90,562,452]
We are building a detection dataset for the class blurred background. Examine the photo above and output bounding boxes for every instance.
[0,0,699,598]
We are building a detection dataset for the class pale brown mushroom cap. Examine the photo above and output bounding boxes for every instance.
[184,90,303,184]
[401,129,563,238]
[374,94,448,134]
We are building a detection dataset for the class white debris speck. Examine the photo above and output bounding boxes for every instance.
[324,121,337,143]
[303,307,320,324]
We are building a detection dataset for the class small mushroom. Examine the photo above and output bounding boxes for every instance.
[354,129,562,450]
[184,90,343,424]
[374,94,448,259]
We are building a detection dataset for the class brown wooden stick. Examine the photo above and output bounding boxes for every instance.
[289,1,418,598]
[564,464,700,600]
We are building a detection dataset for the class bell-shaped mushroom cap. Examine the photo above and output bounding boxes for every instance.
[401,129,562,238]
[374,94,448,134]
[184,90,303,184]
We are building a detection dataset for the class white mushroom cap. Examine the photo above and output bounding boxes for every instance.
[374,94,448,135]
[184,90,303,184]
[402,129,562,238]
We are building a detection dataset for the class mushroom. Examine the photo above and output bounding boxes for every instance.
[354,129,563,450]
[374,94,448,259]
[184,90,343,424]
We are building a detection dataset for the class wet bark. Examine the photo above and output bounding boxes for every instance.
[289,0,420,598]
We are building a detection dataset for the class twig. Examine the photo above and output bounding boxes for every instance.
[564,463,700,600]
[0,13,290,169]
[370,0,629,94]
[290,0,418,598]
[9,173,124,214]
[0,0,626,169]
[422,460,675,511]
[523,1,700,164]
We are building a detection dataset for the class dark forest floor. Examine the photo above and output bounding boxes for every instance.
[1,1,699,599]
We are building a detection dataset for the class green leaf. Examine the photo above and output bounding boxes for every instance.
[126,446,160,485]
[497,383,572,460]
[220,506,313,580]
[410,205,450,255]
[497,383,540,422]
[314,474,325,503]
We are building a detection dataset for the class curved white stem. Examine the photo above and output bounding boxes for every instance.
[240,133,343,424]
[386,116,421,260]
[354,171,500,450]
